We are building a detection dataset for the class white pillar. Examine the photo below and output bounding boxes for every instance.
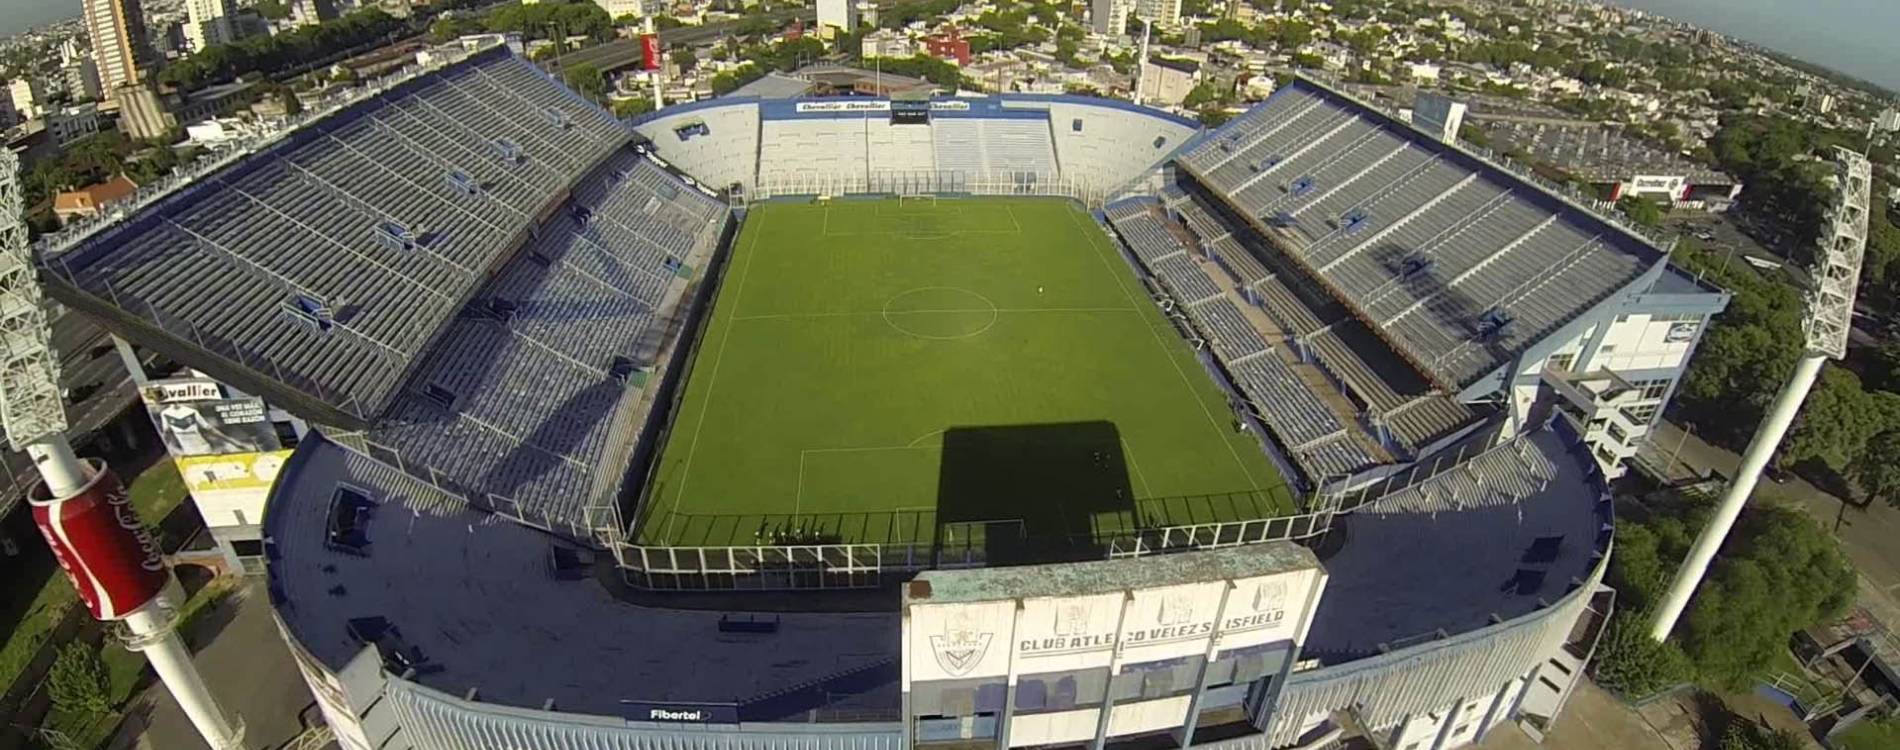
[26,439,89,497]
[1648,352,1827,641]
[647,17,664,107]
[123,596,247,749]
[1133,20,1151,107]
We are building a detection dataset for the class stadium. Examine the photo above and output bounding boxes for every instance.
[28,41,1735,750]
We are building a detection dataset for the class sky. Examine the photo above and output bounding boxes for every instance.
[1609,0,1900,92]
[1,0,82,37]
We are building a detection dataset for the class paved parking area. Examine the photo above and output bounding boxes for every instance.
[108,582,315,750]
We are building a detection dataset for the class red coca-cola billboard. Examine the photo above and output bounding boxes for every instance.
[29,462,168,621]
[641,34,661,71]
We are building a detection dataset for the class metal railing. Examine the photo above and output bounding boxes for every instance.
[751,169,1116,208]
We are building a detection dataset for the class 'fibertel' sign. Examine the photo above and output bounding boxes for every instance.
[29,461,168,620]
[619,701,739,724]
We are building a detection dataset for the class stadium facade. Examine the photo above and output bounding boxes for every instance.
[27,42,1733,750]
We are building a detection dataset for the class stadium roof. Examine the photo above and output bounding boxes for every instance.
[37,47,633,427]
[265,422,1607,722]
[1175,78,1671,389]
[265,435,900,720]
[1302,428,1608,659]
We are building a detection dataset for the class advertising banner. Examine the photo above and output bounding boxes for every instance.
[29,465,167,620]
[175,451,293,493]
[796,100,892,113]
[141,378,280,457]
[642,34,661,71]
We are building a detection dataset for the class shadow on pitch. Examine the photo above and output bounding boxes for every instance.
[933,421,1136,566]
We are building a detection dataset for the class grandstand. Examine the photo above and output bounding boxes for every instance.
[25,47,1731,749]
[1174,81,1661,390]
[37,46,731,539]
[635,95,1197,202]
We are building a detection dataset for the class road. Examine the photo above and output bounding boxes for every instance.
[1644,420,1900,620]
[107,583,315,750]
[552,9,815,74]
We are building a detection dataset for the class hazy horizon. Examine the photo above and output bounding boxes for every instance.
[2,0,80,37]
[1610,0,1900,93]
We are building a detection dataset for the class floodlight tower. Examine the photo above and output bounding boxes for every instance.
[1649,147,1872,642]
[0,153,245,747]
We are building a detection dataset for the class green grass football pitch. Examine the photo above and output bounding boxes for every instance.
[635,197,1292,557]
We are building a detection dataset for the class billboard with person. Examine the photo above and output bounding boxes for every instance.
[141,378,280,457]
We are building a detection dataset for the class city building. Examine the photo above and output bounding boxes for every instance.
[1138,57,1198,106]
[861,28,915,60]
[114,83,176,140]
[290,0,340,27]
[63,58,104,102]
[84,0,158,94]
[52,174,139,225]
[1879,108,1900,133]
[817,0,859,32]
[0,94,15,128]
[1092,0,1131,35]
[44,104,102,146]
[8,79,44,121]
[1133,0,1181,27]
[184,0,241,52]
[922,28,972,66]
[1411,91,1467,143]
[592,0,647,20]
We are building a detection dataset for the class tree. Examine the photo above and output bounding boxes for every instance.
[1854,429,1900,508]
[1719,718,1804,750]
[611,97,655,119]
[48,644,111,715]
[562,63,606,101]
[1616,195,1663,227]
[1590,615,1693,697]
[1677,504,1857,689]
[1779,365,1900,473]
[672,48,698,73]
[1600,490,1856,693]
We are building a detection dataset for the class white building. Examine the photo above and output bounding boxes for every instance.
[1138,57,1197,106]
[1412,92,1467,143]
[592,0,646,19]
[1133,0,1181,28]
[1092,0,1131,35]
[184,0,239,52]
[817,0,859,32]
[8,79,43,121]
[1880,108,1900,133]
[860,28,914,59]
[1407,62,1440,84]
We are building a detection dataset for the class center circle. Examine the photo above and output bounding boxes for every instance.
[882,287,1000,340]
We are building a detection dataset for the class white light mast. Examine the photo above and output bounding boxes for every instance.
[1649,148,1872,641]
[1,152,246,747]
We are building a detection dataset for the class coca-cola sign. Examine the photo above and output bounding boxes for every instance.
[29,462,168,620]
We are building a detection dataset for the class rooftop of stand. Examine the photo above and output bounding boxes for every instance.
[1175,78,1668,389]
[37,47,633,424]
[266,436,901,721]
